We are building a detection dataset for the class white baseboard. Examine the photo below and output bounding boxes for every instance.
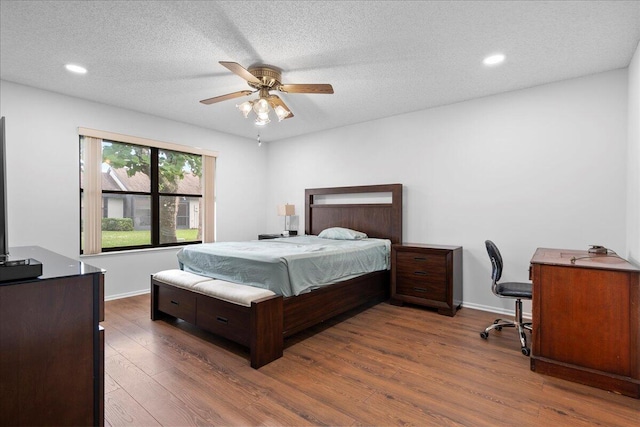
[105,289,150,301]
[461,302,532,320]
[103,291,532,320]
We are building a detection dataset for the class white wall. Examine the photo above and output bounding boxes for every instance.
[0,80,267,299]
[627,41,640,265]
[265,69,629,313]
[1,68,632,313]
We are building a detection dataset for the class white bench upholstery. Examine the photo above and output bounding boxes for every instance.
[192,280,275,307]
[152,269,211,289]
[153,269,276,307]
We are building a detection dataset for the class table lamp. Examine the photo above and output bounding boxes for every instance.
[277,204,295,236]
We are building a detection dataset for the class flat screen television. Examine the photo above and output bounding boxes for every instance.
[0,116,8,261]
[0,116,43,281]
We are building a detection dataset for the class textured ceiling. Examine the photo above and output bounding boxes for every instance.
[1,1,639,143]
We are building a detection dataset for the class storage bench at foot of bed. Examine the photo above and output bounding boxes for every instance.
[151,270,283,368]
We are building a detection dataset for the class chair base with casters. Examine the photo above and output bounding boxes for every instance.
[481,240,534,356]
[480,294,532,356]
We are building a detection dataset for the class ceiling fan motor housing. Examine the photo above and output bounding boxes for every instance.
[247,66,282,89]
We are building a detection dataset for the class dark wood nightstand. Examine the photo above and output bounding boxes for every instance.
[258,233,298,240]
[390,243,463,316]
[258,234,283,240]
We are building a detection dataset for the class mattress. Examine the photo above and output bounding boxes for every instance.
[176,235,391,297]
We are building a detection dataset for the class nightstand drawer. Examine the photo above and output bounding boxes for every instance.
[396,279,446,300]
[395,252,447,276]
[395,268,446,287]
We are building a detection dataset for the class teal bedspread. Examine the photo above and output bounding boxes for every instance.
[176,236,391,297]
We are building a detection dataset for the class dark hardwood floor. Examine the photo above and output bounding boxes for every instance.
[104,295,639,426]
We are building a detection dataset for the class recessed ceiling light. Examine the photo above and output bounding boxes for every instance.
[65,64,87,74]
[483,54,505,66]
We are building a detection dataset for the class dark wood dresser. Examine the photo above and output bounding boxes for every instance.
[390,243,463,316]
[0,246,105,426]
[530,248,640,398]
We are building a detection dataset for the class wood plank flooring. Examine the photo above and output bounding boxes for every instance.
[103,295,639,426]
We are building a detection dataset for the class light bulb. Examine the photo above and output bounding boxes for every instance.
[253,98,270,115]
[255,116,270,126]
[65,64,87,74]
[274,105,291,121]
[257,111,269,120]
[483,53,505,66]
[237,101,253,118]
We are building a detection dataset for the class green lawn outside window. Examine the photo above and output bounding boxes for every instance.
[101,229,199,248]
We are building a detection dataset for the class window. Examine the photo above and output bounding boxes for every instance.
[80,129,216,254]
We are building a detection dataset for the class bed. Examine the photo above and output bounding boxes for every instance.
[151,183,403,368]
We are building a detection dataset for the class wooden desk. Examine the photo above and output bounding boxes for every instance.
[530,248,640,398]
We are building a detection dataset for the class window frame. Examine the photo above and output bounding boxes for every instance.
[79,128,217,255]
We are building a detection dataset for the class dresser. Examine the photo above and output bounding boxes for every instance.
[530,248,640,398]
[390,243,463,316]
[0,246,105,426]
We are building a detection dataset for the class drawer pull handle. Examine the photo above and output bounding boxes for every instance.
[170,300,179,305]
[217,316,228,324]
[414,257,427,261]
[414,271,427,276]
[413,287,428,293]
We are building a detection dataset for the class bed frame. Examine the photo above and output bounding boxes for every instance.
[151,183,403,368]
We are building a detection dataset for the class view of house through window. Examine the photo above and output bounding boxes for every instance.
[81,138,204,252]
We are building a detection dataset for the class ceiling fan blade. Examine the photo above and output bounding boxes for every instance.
[279,83,334,94]
[199,90,253,105]
[219,61,261,84]
[267,95,294,119]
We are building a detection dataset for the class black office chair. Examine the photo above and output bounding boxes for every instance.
[480,240,533,356]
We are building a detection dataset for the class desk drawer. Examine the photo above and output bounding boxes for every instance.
[157,285,197,324]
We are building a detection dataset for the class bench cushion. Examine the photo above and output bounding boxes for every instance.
[153,269,276,307]
[193,280,276,307]
[153,269,211,289]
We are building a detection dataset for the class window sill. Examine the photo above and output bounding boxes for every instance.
[79,245,184,258]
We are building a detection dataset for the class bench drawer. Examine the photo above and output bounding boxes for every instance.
[156,284,197,323]
[196,295,251,347]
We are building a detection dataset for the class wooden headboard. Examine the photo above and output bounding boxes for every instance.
[305,184,403,244]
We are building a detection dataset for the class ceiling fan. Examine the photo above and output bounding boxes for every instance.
[200,61,334,125]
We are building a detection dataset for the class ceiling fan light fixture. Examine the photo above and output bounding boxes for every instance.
[202,61,333,126]
[274,105,291,121]
[237,101,253,118]
[255,116,270,126]
[253,98,270,115]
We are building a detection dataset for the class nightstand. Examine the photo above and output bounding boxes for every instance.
[258,234,283,240]
[258,233,298,240]
[391,243,463,316]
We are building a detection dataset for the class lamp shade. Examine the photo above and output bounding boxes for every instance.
[277,204,295,216]
[237,101,252,118]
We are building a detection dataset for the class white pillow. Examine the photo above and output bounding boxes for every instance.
[318,227,368,240]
